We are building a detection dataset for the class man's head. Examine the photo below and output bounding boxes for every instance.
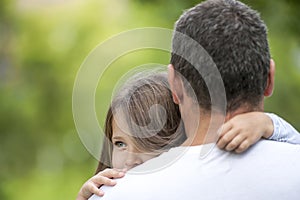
[169,0,275,114]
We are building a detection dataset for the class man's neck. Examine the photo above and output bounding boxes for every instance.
[181,111,225,146]
[181,104,264,146]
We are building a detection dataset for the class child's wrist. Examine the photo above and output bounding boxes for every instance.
[262,116,274,139]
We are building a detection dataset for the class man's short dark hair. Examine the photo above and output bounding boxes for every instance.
[170,0,270,112]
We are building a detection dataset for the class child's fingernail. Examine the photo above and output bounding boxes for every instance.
[111,180,117,184]
[119,172,125,176]
[98,191,104,196]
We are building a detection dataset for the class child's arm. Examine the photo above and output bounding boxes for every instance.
[217,112,300,153]
[76,168,125,200]
[217,112,274,153]
[265,113,300,144]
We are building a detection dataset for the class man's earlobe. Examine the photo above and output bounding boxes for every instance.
[172,93,180,104]
[264,59,275,97]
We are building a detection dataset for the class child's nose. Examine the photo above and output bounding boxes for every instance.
[124,152,143,169]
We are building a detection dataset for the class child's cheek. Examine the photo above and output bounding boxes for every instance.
[112,149,126,169]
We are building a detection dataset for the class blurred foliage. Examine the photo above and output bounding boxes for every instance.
[0,0,299,199]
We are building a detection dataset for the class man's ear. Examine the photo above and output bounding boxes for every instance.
[264,59,275,97]
[168,64,183,104]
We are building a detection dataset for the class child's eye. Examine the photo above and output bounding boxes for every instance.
[114,141,127,148]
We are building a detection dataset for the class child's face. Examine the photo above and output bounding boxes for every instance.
[111,119,159,170]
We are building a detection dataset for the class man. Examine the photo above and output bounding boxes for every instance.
[92,0,300,199]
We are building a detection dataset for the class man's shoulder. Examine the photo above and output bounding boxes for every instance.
[251,139,300,153]
[128,145,204,173]
[233,140,300,161]
[90,141,300,200]
[231,140,300,170]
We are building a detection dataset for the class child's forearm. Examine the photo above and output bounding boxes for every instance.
[265,113,300,144]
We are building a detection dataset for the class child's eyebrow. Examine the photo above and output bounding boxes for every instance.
[112,136,123,141]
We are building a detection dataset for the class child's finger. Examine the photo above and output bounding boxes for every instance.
[89,185,104,197]
[80,183,99,198]
[235,140,251,153]
[92,176,117,187]
[217,128,239,149]
[225,134,246,151]
[99,168,125,179]
[218,122,233,138]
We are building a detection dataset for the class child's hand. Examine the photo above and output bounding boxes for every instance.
[217,112,274,153]
[76,168,125,200]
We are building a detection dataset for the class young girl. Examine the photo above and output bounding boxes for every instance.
[76,72,300,200]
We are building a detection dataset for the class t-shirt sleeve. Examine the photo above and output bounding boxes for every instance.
[265,113,300,144]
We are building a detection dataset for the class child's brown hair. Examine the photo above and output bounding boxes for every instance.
[95,72,186,173]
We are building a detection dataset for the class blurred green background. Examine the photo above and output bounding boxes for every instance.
[0,0,299,199]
